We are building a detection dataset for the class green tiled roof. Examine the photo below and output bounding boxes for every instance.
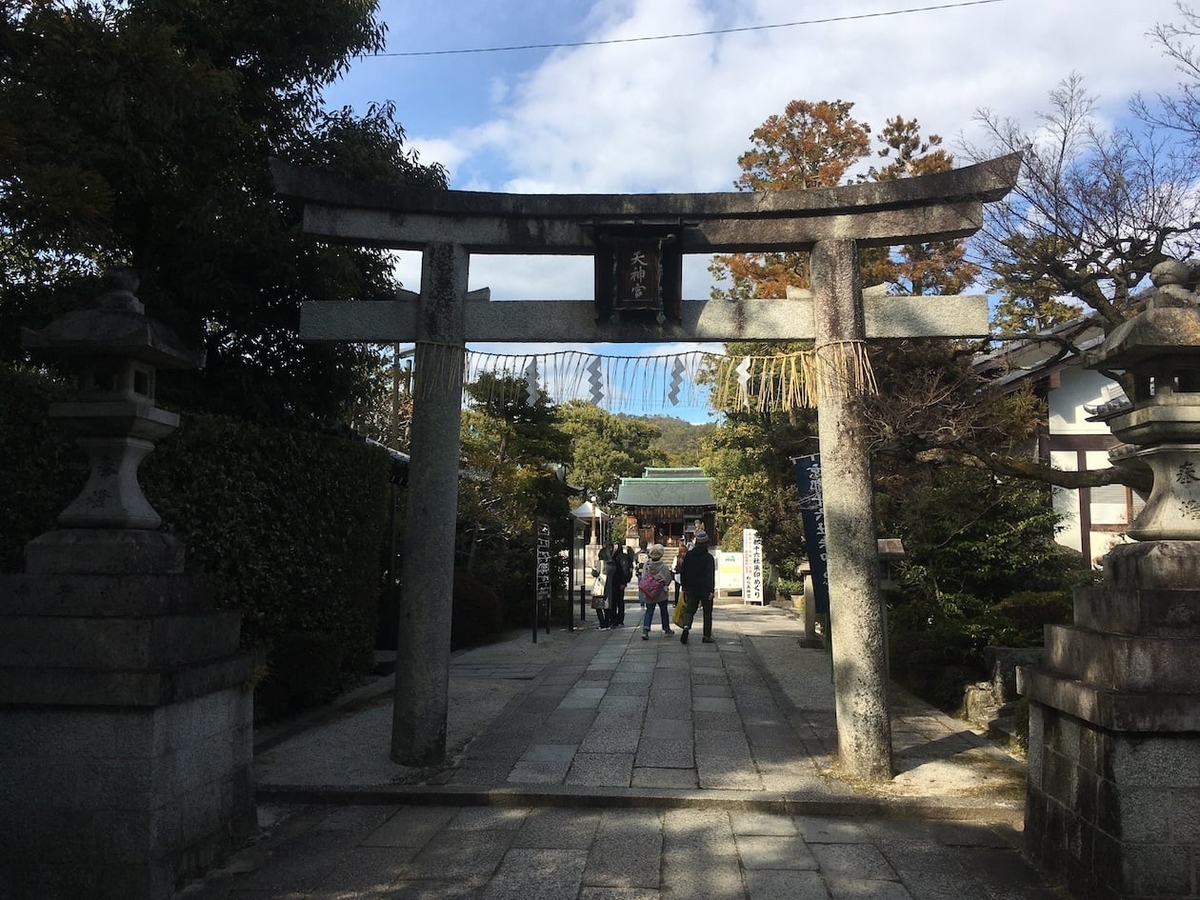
[615,468,716,508]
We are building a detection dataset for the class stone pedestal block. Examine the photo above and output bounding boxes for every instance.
[1019,542,1200,900]
[0,571,257,900]
[24,528,186,575]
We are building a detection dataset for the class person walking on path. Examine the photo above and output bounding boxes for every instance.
[612,543,633,626]
[591,544,617,630]
[639,544,674,639]
[678,530,716,645]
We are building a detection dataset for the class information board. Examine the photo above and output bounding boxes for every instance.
[742,529,764,605]
[717,551,743,596]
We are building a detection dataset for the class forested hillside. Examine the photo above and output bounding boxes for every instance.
[644,415,716,466]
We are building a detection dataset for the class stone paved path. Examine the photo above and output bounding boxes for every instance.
[181,602,1061,899]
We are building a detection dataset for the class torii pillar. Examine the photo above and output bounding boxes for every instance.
[812,239,893,779]
[271,153,1021,778]
[391,243,468,764]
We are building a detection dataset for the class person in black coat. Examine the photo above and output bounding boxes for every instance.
[612,543,633,626]
[678,530,716,645]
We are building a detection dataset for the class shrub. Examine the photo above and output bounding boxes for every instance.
[142,413,390,688]
[2,367,391,719]
[0,366,84,571]
[774,577,803,602]
[984,590,1075,647]
[1012,698,1031,751]
[257,631,344,718]
[887,607,989,713]
[880,466,1092,713]
[451,568,505,647]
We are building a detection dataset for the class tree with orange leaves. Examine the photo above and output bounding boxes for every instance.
[709,100,977,300]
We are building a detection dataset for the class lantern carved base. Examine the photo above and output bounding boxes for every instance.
[1126,443,1200,541]
[24,527,186,575]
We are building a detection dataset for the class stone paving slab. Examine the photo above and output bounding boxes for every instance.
[257,604,1027,814]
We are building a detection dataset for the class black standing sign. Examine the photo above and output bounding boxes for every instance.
[792,455,830,615]
[534,517,552,642]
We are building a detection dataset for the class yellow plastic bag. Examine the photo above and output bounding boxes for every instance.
[672,597,687,627]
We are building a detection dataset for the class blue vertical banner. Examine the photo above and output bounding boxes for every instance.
[792,454,830,615]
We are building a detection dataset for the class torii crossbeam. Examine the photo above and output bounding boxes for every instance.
[273,153,1020,780]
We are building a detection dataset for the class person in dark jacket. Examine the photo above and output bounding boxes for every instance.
[678,530,716,645]
[612,543,634,626]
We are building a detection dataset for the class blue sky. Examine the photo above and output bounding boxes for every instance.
[321,0,1186,421]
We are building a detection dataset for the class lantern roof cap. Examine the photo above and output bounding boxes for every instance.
[21,269,203,369]
[1086,258,1200,370]
[1087,307,1200,370]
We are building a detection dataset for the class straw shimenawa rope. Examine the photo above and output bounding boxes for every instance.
[714,340,876,412]
[409,342,877,413]
[815,339,878,400]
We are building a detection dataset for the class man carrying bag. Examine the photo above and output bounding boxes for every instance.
[677,530,716,645]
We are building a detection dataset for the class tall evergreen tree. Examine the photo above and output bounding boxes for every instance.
[558,400,661,507]
[700,101,1008,574]
[0,0,446,424]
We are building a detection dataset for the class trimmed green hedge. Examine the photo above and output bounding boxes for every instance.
[0,366,86,573]
[2,366,391,719]
[886,587,1077,713]
[141,413,390,710]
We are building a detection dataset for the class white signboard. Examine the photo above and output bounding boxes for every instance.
[717,551,743,596]
[742,528,764,605]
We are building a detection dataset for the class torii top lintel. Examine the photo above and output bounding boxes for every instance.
[270,153,1021,254]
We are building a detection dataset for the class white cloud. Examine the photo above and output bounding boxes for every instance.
[395,0,1182,197]
[372,0,1185,302]
[408,137,470,177]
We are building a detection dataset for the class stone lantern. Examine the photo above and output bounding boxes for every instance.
[0,271,255,900]
[20,269,202,574]
[1019,258,1200,900]
[1086,259,1200,541]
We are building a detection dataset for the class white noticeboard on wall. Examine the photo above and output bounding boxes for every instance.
[742,529,764,605]
[716,551,743,598]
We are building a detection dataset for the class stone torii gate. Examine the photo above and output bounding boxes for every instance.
[272,153,1021,780]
